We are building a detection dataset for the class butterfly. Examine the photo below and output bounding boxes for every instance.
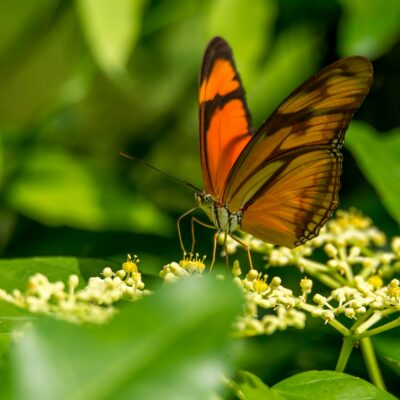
[178,36,372,267]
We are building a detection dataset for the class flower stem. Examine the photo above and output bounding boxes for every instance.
[355,317,400,340]
[335,336,354,372]
[328,319,351,337]
[360,337,385,390]
[351,308,374,331]
[338,247,354,283]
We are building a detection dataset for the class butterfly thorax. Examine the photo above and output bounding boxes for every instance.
[194,191,242,233]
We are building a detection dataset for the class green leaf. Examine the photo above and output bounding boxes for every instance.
[76,0,145,76]
[0,257,109,335]
[0,336,13,400]
[0,10,88,125]
[345,121,400,224]
[234,370,281,400]
[232,370,395,399]
[338,0,400,58]
[0,256,111,292]
[10,276,242,400]
[273,370,396,400]
[6,149,172,234]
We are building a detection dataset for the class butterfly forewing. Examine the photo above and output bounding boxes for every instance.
[199,37,253,201]
[221,56,372,247]
[223,56,372,209]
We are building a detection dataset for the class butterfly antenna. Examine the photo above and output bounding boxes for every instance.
[119,151,201,192]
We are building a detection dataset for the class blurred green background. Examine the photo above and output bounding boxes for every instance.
[1,0,400,270]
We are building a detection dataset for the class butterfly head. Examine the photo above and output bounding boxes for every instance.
[194,191,213,207]
[194,191,214,221]
[194,191,243,234]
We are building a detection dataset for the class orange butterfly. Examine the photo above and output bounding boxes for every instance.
[179,37,372,268]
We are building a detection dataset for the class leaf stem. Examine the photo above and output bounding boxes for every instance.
[351,308,374,331]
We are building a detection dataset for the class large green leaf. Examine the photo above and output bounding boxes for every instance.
[10,276,242,400]
[233,370,395,399]
[345,121,400,224]
[76,0,145,76]
[273,370,395,399]
[338,0,400,58]
[0,258,97,400]
[233,370,281,400]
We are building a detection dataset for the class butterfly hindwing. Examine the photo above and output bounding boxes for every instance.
[199,37,253,201]
[240,147,341,247]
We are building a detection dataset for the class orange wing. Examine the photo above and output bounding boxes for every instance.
[226,56,373,247]
[241,147,341,247]
[199,37,252,201]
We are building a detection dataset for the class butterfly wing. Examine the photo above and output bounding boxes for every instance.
[199,37,253,201]
[224,56,373,247]
[240,147,341,247]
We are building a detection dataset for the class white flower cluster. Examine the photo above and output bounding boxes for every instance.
[1,210,398,338]
[222,210,400,337]
[266,210,389,271]
[309,277,400,332]
[231,262,307,335]
[172,210,400,337]
[0,255,150,324]
[160,253,207,283]
[159,255,310,336]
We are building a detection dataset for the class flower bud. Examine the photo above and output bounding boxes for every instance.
[324,243,337,258]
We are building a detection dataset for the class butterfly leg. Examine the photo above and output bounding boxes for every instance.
[223,231,229,272]
[210,229,221,272]
[228,234,254,270]
[190,217,215,254]
[177,207,198,254]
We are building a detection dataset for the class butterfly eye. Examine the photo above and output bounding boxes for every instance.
[205,195,214,204]
[194,192,214,208]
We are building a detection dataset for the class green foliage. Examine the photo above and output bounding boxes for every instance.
[1,0,400,398]
[5,148,172,234]
[346,122,400,224]
[76,0,145,77]
[338,0,400,58]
